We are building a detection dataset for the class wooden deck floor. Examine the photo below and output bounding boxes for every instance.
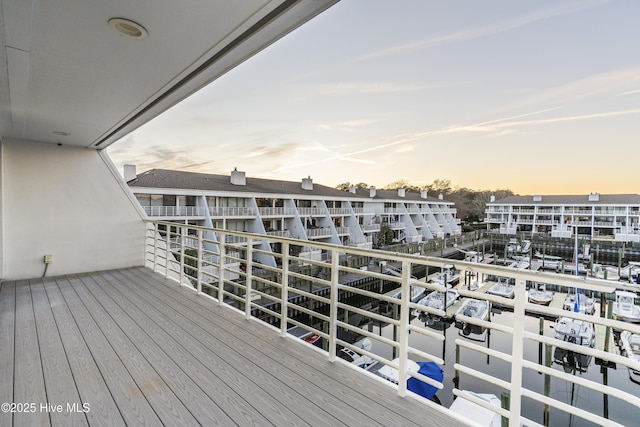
[0,267,459,426]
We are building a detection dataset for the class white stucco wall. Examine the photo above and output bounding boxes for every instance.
[1,139,146,280]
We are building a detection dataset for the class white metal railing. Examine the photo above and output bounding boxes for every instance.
[144,205,205,217]
[297,208,325,216]
[388,221,405,229]
[306,227,333,238]
[266,230,291,238]
[258,207,296,216]
[335,226,350,235]
[363,224,381,231]
[145,220,640,427]
[328,208,351,215]
[208,207,255,217]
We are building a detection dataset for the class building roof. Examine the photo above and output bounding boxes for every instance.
[490,194,640,205]
[128,169,450,203]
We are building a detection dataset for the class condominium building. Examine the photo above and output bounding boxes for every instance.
[485,193,640,242]
[126,166,461,253]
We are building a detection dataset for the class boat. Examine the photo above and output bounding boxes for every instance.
[553,316,595,371]
[619,331,640,382]
[486,278,515,299]
[390,284,426,304]
[430,264,460,287]
[534,252,564,270]
[449,390,502,427]
[612,290,640,323]
[338,338,375,369]
[592,264,620,281]
[619,262,640,281]
[367,358,443,401]
[562,291,595,315]
[413,289,459,318]
[528,282,554,305]
[454,298,490,335]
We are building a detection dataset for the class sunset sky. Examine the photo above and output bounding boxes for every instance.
[108,0,640,195]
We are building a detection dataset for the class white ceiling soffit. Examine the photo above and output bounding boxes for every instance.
[0,0,338,149]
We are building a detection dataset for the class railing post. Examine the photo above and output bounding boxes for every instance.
[508,278,526,426]
[245,238,254,319]
[398,260,411,397]
[179,225,186,286]
[280,242,290,338]
[165,225,171,279]
[280,242,289,338]
[196,228,203,295]
[329,248,340,362]
[153,224,159,272]
[217,233,225,305]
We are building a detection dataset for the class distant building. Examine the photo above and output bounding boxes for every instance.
[485,193,640,242]
[126,166,461,251]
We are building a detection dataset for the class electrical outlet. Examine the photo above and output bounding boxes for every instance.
[44,255,53,264]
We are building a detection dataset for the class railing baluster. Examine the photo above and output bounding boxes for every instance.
[397,260,411,397]
[179,225,186,286]
[280,242,290,338]
[508,278,526,426]
[328,248,339,362]
[245,238,254,319]
[196,228,203,295]
[217,232,225,305]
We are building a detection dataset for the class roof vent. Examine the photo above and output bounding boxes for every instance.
[349,185,356,194]
[438,193,443,200]
[398,188,405,197]
[124,164,137,182]
[588,193,599,202]
[420,191,427,199]
[230,168,246,186]
[369,187,376,198]
[490,195,496,203]
[533,195,542,202]
[302,176,313,191]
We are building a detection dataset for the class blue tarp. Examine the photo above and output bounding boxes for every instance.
[407,361,443,400]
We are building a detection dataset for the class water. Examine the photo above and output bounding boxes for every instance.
[355,308,639,426]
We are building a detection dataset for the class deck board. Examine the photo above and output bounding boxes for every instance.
[29,278,89,427]
[1,267,459,427]
[0,281,15,427]
[102,269,374,427]
[54,276,162,426]
[14,280,49,426]
[41,277,126,427]
[121,268,435,426]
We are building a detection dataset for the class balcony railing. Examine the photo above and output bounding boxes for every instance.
[145,220,640,426]
[362,224,381,232]
[306,227,333,238]
[144,205,205,217]
[258,207,296,216]
[387,221,405,229]
[208,207,255,217]
[335,226,350,235]
[328,208,351,215]
[297,208,325,216]
[266,230,291,238]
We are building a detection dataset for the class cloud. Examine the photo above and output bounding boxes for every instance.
[315,81,441,95]
[356,0,612,62]
[393,145,415,153]
[245,143,301,159]
[512,67,640,109]
[316,118,377,131]
[618,88,640,97]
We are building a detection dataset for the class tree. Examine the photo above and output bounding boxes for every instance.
[376,223,395,248]
[336,182,369,191]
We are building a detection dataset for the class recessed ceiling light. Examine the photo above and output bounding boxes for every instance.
[108,18,148,39]
[52,131,69,136]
